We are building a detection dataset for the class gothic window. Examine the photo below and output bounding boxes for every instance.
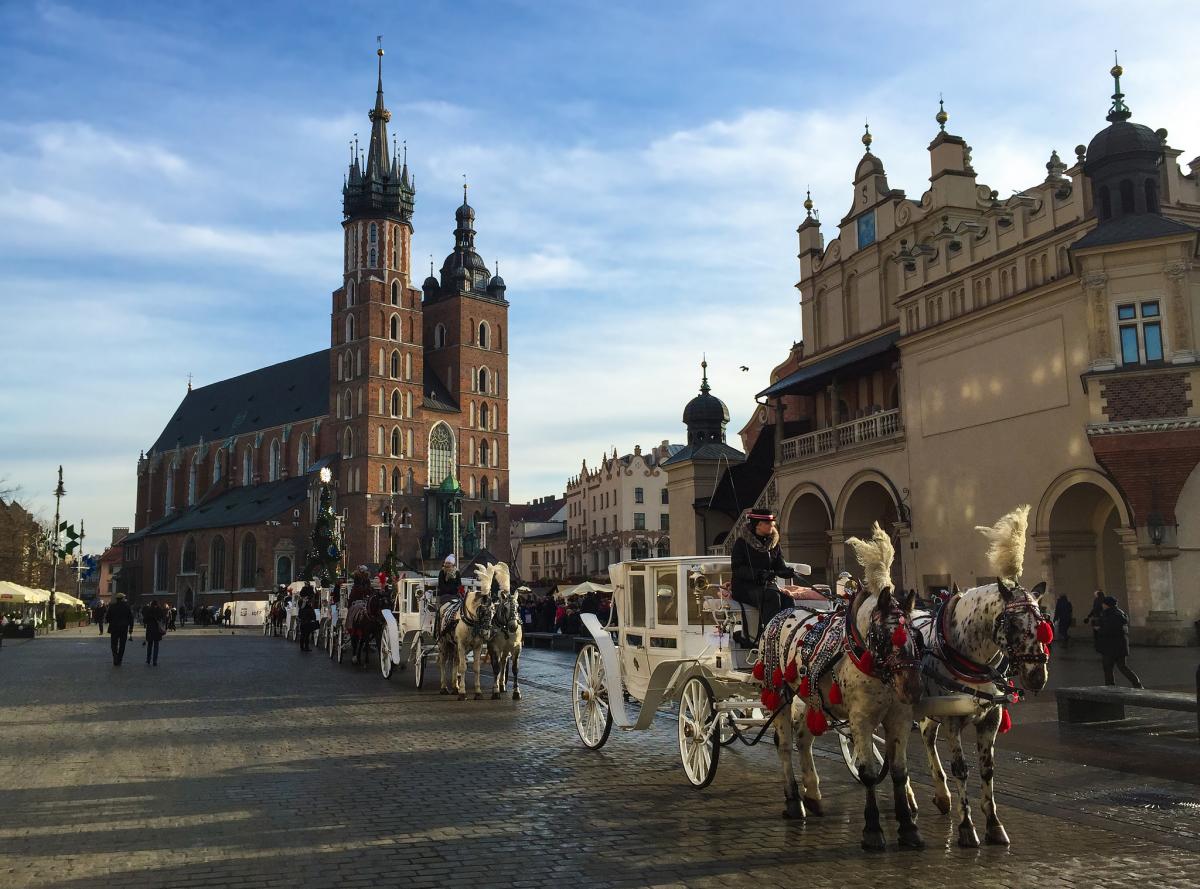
[391,280,400,305]
[391,226,399,269]
[469,402,476,427]
[347,279,356,307]
[480,402,489,430]
[376,426,384,454]
[337,353,344,381]
[479,439,490,467]
[240,534,257,589]
[269,439,281,481]
[1145,178,1159,214]
[379,466,385,490]
[480,476,490,501]
[406,468,415,494]
[210,537,225,590]
[335,391,342,418]
[182,537,196,573]
[469,438,475,464]
[478,321,490,350]
[387,389,396,417]
[276,555,292,586]
[406,392,412,417]
[404,353,412,380]
[154,542,169,592]
[428,423,454,486]
[368,223,377,267]
[298,434,310,474]
[391,427,401,457]
[469,317,476,344]
[242,448,252,486]
[356,349,362,376]
[406,428,413,457]
[390,314,399,340]
[187,455,198,505]
[164,461,176,512]
[1119,179,1135,214]
[391,467,400,493]
[478,367,488,393]
[390,350,400,378]
[469,476,476,498]
[343,427,354,458]
[345,314,355,342]
[434,324,446,348]
[345,388,353,417]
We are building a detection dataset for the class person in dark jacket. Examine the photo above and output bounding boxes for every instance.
[145,600,165,666]
[730,509,798,641]
[106,593,134,666]
[95,603,106,635]
[1096,596,1143,687]
[1087,589,1104,651]
[433,555,461,638]
[298,596,318,652]
[1053,593,1073,649]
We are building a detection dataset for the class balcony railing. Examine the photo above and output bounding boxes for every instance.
[780,408,904,463]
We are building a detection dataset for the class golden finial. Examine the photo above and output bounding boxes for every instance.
[936,94,948,132]
[1110,49,1121,79]
[862,121,873,152]
[377,35,384,58]
[803,188,814,217]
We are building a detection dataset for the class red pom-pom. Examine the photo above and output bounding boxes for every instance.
[1036,621,1054,645]
[998,707,1012,734]
[752,661,765,681]
[829,681,843,705]
[762,689,781,711]
[806,707,829,736]
[857,650,874,674]
[798,676,811,698]
[772,667,784,688]
[783,660,798,683]
[891,625,908,647]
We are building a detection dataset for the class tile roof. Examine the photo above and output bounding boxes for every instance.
[661,441,746,467]
[1071,214,1197,250]
[423,368,460,413]
[148,350,330,454]
[511,498,566,523]
[124,475,311,541]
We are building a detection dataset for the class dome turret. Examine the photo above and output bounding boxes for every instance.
[682,359,730,447]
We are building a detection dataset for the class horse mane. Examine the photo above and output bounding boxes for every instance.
[845,522,894,595]
[473,561,511,599]
[974,505,1030,583]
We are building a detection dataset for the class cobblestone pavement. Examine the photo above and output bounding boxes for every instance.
[1,627,1198,889]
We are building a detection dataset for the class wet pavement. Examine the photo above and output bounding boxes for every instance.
[1,627,1198,888]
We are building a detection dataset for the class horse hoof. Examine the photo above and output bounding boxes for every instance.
[782,799,804,820]
[457,694,467,701]
[512,690,521,701]
[474,693,483,701]
[491,692,501,700]
[958,826,980,849]
[439,688,450,696]
[802,797,823,817]
[933,795,951,816]
[985,823,1011,846]
[898,829,925,851]
[861,831,886,852]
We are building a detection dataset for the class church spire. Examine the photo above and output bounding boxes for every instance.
[365,39,392,180]
[343,41,414,226]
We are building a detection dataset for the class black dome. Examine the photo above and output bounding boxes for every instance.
[1086,120,1162,167]
[683,391,728,426]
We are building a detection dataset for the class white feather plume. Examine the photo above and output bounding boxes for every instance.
[975,505,1031,582]
[845,522,895,594]
[473,561,511,596]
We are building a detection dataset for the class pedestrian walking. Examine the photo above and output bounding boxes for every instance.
[95,602,106,635]
[298,596,317,652]
[106,593,134,666]
[1087,589,1104,651]
[1096,596,1143,687]
[1053,592,1073,649]
[145,599,166,666]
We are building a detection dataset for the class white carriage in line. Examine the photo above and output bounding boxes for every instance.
[379,575,438,683]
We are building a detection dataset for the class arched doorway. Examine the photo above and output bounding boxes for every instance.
[784,490,832,584]
[1046,481,1128,613]
[838,475,901,587]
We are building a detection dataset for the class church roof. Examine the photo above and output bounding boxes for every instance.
[124,474,312,541]
[147,350,330,454]
[422,367,460,413]
[661,441,745,467]
[1071,213,1197,251]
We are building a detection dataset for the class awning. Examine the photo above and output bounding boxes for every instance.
[758,330,900,399]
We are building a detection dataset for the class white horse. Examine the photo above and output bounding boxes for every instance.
[483,564,524,701]
[764,522,924,851]
[436,576,496,701]
[913,505,1051,847]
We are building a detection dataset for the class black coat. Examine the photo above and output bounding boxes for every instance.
[1095,607,1131,658]
[730,531,795,605]
[436,569,461,602]
[1053,596,1073,629]
[145,604,166,641]
[106,601,133,635]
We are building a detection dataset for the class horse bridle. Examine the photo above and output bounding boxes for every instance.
[460,594,495,640]
[994,592,1050,668]
[845,590,922,682]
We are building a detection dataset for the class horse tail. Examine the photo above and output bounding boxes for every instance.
[844,521,895,594]
[974,505,1030,583]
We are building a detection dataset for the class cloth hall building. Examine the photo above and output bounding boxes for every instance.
[121,53,511,608]
[668,65,1200,644]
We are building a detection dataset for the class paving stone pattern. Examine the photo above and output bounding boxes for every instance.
[1,628,1198,889]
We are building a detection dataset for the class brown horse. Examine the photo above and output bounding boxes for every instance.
[347,592,386,668]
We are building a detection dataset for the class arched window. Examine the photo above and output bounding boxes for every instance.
[391,467,400,493]
[1099,185,1112,220]
[429,423,454,486]
[469,402,476,427]
[345,313,355,342]
[276,555,292,586]
[406,468,415,494]
[212,449,222,484]
[345,388,353,417]
[480,439,489,467]
[478,367,488,393]
[434,324,446,348]
[356,349,362,376]
[391,427,401,457]
[154,542,169,592]
[343,427,354,458]
[391,389,400,417]
[368,222,378,268]
[298,434,310,474]
[391,280,400,305]
[182,537,196,573]
[390,350,400,378]
[404,353,412,380]
[242,448,252,486]
[391,226,399,269]
[1145,178,1159,213]
[379,465,385,490]
[469,476,476,498]
[346,279,355,307]
[268,439,281,481]
[480,402,490,430]
[240,534,257,589]
[406,428,413,457]
[479,321,490,350]
[187,455,198,505]
[1119,179,1135,214]
[480,476,490,501]
[390,314,399,340]
[210,537,226,591]
[165,461,176,512]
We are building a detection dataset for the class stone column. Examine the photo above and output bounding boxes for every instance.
[1031,532,1055,590]
[1165,260,1196,364]
[1116,527,1146,625]
[892,521,913,591]
[827,530,846,576]
[1084,271,1116,371]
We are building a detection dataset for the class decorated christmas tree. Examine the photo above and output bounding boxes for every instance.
[303,469,342,584]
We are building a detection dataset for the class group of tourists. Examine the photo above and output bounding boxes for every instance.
[519,590,612,636]
[100,594,170,666]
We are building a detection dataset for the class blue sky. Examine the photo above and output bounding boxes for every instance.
[1,0,1197,545]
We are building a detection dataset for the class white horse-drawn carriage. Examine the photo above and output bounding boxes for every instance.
[379,575,438,684]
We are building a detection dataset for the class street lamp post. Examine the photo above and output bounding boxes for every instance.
[478,521,489,551]
[450,512,461,563]
[49,466,65,629]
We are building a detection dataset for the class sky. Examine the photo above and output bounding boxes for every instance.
[1,0,1198,547]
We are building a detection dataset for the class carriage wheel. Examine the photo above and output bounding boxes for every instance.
[380,631,394,680]
[837,728,887,785]
[678,677,720,788]
[572,644,613,750]
[336,628,345,664]
[414,650,426,690]
[262,620,269,637]
[327,626,336,659]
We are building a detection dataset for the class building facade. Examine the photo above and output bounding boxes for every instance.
[510,495,567,582]
[706,67,1200,644]
[565,442,680,578]
[120,52,512,608]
